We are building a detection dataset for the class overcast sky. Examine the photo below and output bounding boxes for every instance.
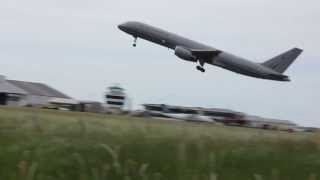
[0,0,319,126]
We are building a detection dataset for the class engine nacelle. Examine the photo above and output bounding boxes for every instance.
[174,46,197,62]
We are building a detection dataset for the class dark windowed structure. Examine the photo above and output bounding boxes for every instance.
[105,86,126,110]
[0,75,27,106]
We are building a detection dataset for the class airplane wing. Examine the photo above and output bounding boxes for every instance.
[189,49,221,60]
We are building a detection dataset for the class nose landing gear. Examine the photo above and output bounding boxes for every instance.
[133,37,137,47]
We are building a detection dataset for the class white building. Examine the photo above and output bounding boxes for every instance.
[244,115,297,130]
[105,86,126,111]
[0,75,78,108]
[143,104,244,123]
[142,104,298,129]
[0,75,27,106]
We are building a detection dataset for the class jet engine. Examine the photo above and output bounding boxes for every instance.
[174,46,197,62]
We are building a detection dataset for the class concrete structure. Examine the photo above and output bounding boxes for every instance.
[143,104,298,130]
[78,101,104,113]
[105,86,126,112]
[143,104,244,122]
[243,115,297,130]
[0,75,77,108]
[0,75,27,106]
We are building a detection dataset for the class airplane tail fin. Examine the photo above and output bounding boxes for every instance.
[261,48,303,74]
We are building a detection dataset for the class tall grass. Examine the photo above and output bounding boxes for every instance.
[0,107,319,180]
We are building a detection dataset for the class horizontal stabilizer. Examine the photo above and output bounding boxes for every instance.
[262,48,303,74]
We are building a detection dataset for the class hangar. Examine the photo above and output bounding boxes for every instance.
[0,75,77,108]
[0,75,27,106]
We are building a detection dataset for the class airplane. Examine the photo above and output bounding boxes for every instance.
[118,21,303,81]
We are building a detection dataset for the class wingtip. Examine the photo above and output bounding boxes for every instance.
[294,47,303,53]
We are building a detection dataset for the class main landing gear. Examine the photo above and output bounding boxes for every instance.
[196,60,205,73]
[196,66,205,72]
[133,37,137,47]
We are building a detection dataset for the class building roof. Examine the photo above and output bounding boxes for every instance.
[0,80,27,95]
[8,80,71,99]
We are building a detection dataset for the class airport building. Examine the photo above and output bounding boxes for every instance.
[242,115,297,130]
[143,104,245,123]
[105,86,126,111]
[0,75,27,106]
[143,104,297,130]
[78,101,104,113]
[0,75,77,108]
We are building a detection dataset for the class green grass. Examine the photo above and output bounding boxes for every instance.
[0,107,320,180]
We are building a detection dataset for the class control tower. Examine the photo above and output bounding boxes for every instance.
[105,85,126,113]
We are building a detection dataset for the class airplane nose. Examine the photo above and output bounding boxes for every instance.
[118,24,125,31]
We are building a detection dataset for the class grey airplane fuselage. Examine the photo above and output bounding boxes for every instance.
[118,21,289,81]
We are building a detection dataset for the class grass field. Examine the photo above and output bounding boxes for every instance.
[0,107,320,180]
